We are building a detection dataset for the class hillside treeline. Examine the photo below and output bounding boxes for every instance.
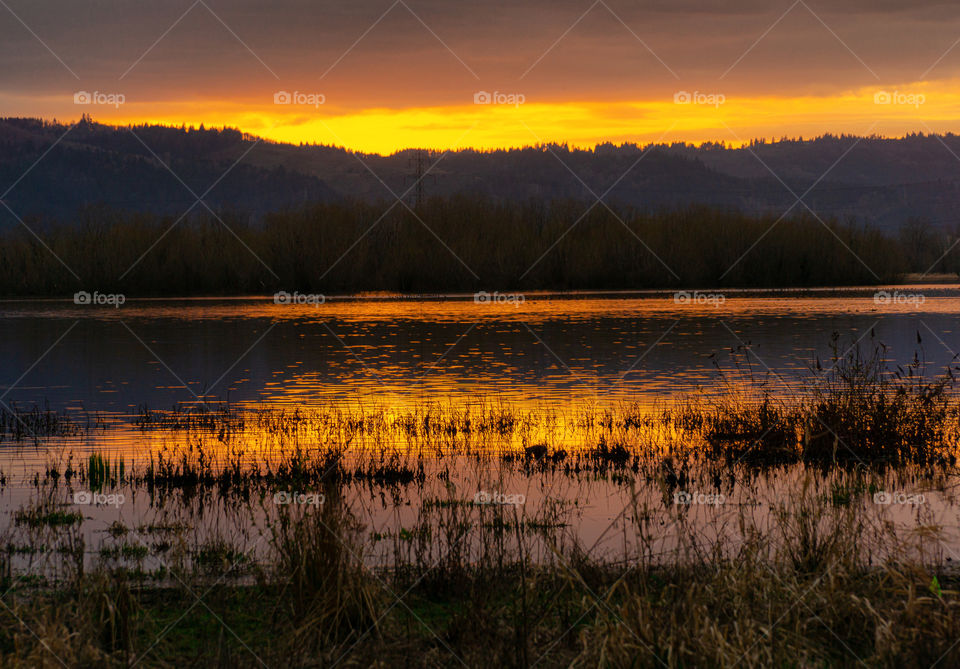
[8,119,960,232]
[0,197,945,296]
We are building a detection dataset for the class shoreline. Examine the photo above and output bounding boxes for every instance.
[0,279,958,303]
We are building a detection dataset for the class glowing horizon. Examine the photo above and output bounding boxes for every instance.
[15,78,947,155]
[6,1,960,154]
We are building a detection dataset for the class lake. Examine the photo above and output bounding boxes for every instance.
[1,285,958,574]
[1,285,955,413]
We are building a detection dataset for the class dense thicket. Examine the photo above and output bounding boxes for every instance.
[0,198,935,296]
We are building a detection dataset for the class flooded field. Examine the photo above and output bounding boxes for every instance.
[2,288,959,666]
[1,286,959,564]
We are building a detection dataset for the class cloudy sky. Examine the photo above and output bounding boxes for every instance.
[3,0,960,152]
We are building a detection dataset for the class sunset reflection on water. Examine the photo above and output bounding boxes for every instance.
[1,286,957,415]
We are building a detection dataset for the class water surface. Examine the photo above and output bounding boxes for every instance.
[1,286,959,573]
[1,285,956,414]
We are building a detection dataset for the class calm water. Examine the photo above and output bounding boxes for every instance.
[1,285,957,413]
[2,285,959,572]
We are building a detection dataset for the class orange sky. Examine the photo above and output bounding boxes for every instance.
[88,80,949,154]
[3,1,960,153]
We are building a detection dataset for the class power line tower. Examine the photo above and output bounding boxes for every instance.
[405,149,434,209]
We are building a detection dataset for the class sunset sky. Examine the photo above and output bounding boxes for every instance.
[3,0,960,153]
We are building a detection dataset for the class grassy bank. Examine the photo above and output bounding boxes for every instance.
[1,478,958,667]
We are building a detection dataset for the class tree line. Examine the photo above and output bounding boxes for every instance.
[0,197,948,297]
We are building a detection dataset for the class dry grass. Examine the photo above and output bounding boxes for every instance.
[0,483,957,667]
[575,481,960,668]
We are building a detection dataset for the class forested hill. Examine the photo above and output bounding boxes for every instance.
[0,117,338,222]
[2,116,960,231]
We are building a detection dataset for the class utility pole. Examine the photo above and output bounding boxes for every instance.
[406,149,432,209]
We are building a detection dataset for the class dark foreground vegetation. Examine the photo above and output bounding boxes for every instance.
[0,198,933,296]
[0,340,959,666]
[1,491,958,668]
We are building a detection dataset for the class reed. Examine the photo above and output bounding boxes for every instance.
[0,339,957,664]
[0,476,956,666]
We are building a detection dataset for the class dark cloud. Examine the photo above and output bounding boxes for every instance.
[1,0,959,109]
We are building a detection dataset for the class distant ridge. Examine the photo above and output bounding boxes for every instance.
[2,116,960,231]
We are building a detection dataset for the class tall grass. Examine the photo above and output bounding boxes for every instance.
[267,480,380,660]
[803,332,956,464]
[576,483,960,668]
[1,471,957,667]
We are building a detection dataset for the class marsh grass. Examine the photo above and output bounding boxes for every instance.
[692,333,960,467]
[267,482,381,659]
[575,479,960,668]
[1,476,957,667]
[802,332,957,464]
[8,339,953,488]
[0,339,959,665]
[0,403,83,442]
